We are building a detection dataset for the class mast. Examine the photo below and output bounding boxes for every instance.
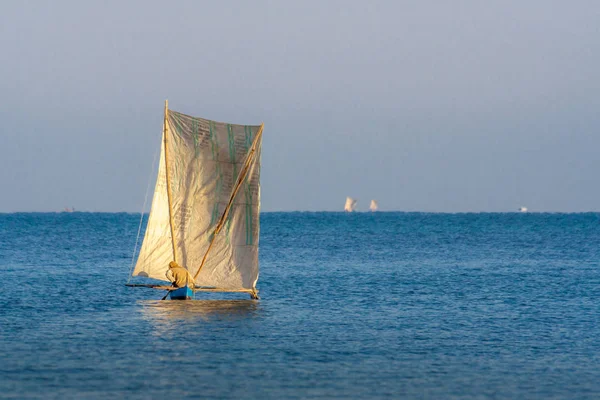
[163,100,178,263]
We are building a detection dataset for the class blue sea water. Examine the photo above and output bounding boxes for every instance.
[1,212,599,399]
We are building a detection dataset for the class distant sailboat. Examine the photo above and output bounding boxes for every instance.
[127,100,263,300]
[344,197,357,212]
[369,200,378,212]
[519,207,528,213]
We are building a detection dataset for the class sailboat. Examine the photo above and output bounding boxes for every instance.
[369,200,378,212]
[127,101,263,300]
[344,197,357,212]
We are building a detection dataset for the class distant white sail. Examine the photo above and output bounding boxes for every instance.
[519,207,528,213]
[344,197,357,212]
[369,200,378,212]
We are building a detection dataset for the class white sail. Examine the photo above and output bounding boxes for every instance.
[132,132,173,282]
[369,200,378,212]
[132,109,262,291]
[344,197,357,212]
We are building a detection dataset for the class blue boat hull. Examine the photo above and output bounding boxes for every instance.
[169,286,194,300]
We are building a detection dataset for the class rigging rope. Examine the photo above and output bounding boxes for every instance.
[126,138,161,284]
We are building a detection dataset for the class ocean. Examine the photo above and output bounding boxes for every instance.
[0,212,599,399]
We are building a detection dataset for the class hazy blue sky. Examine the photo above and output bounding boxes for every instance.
[1,1,599,212]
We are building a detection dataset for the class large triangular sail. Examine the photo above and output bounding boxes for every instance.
[132,105,263,291]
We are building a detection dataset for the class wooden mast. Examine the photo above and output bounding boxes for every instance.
[163,100,178,263]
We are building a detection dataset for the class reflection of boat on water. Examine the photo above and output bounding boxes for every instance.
[139,299,259,321]
[127,101,263,300]
[138,300,260,334]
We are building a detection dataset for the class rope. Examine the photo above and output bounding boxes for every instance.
[126,134,161,284]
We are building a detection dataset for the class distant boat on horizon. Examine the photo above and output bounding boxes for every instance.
[369,200,378,212]
[519,206,528,213]
[63,206,75,213]
[344,197,357,212]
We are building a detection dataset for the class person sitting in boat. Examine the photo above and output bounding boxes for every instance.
[165,261,194,288]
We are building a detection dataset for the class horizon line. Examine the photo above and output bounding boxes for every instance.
[1,210,599,215]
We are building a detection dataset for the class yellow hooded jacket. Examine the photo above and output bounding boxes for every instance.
[165,261,193,288]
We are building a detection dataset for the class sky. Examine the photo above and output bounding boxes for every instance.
[1,0,599,212]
